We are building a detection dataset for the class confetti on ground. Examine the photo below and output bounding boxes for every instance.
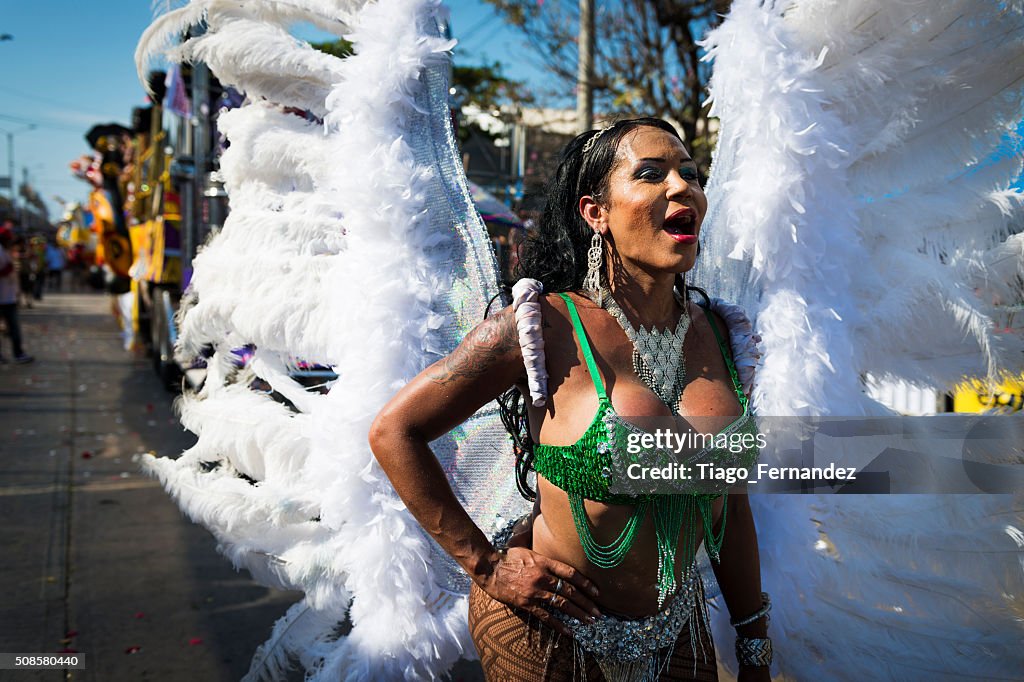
[134,612,145,620]
[125,646,141,654]
[189,638,203,646]
[81,451,92,459]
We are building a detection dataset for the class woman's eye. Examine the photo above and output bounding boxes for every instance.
[636,166,700,183]
[638,167,664,181]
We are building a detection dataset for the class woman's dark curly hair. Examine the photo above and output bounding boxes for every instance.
[496,117,689,501]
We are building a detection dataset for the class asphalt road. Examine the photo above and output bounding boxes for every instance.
[0,291,303,681]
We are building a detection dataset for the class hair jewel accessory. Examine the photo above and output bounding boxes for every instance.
[582,125,613,155]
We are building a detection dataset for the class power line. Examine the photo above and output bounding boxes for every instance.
[0,113,84,134]
[0,85,99,114]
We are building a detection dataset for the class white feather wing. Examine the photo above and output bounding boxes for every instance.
[698,1,1024,679]
[137,0,527,679]
[697,0,1024,416]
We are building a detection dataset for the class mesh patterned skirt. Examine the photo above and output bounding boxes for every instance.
[468,579,719,682]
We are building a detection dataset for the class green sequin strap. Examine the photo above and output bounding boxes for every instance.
[558,293,609,401]
[699,304,747,411]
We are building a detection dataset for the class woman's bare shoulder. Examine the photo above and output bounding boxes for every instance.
[538,290,601,317]
[694,302,727,338]
[686,299,736,365]
[535,291,601,339]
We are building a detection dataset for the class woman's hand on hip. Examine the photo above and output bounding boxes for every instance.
[481,547,601,637]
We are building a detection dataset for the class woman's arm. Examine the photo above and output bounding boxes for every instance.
[368,306,600,634]
[711,493,771,681]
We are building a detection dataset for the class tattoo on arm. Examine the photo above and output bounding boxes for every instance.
[428,311,520,386]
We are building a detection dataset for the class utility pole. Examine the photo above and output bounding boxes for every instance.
[21,166,28,228]
[6,132,13,203]
[1,124,36,220]
[576,0,595,133]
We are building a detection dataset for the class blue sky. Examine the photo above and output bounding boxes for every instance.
[0,0,547,219]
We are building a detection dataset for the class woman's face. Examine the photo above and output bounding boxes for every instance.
[580,126,707,279]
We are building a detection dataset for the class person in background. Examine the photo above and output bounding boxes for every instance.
[45,240,65,292]
[0,227,34,364]
[30,235,46,301]
[13,234,34,308]
[66,243,87,291]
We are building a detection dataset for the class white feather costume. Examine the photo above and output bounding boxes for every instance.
[138,1,528,679]
[693,1,1024,679]
[136,0,1024,679]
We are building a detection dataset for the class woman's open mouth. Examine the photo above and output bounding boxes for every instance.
[662,208,698,244]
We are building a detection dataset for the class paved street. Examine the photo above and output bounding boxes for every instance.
[0,291,302,681]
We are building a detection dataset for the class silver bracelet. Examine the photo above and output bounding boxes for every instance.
[731,591,771,627]
[735,636,773,667]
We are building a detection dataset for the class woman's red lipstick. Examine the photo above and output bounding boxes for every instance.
[662,208,698,244]
[667,233,698,244]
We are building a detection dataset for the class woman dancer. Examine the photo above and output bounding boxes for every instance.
[371,118,769,681]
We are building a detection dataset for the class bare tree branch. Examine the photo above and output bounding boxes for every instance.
[483,0,730,174]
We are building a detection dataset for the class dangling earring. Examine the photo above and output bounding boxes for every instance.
[583,231,603,305]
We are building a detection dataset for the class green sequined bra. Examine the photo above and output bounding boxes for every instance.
[533,293,760,606]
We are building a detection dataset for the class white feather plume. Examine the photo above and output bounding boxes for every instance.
[698,0,1024,417]
[136,0,515,678]
[697,1,1024,678]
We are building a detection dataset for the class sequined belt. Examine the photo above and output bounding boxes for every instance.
[491,517,702,665]
[552,566,701,663]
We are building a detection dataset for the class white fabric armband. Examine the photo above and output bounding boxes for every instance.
[511,278,548,406]
[708,298,761,398]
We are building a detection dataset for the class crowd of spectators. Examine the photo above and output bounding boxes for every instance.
[0,223,80,363]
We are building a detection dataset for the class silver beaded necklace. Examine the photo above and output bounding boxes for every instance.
[600,286,690,415]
